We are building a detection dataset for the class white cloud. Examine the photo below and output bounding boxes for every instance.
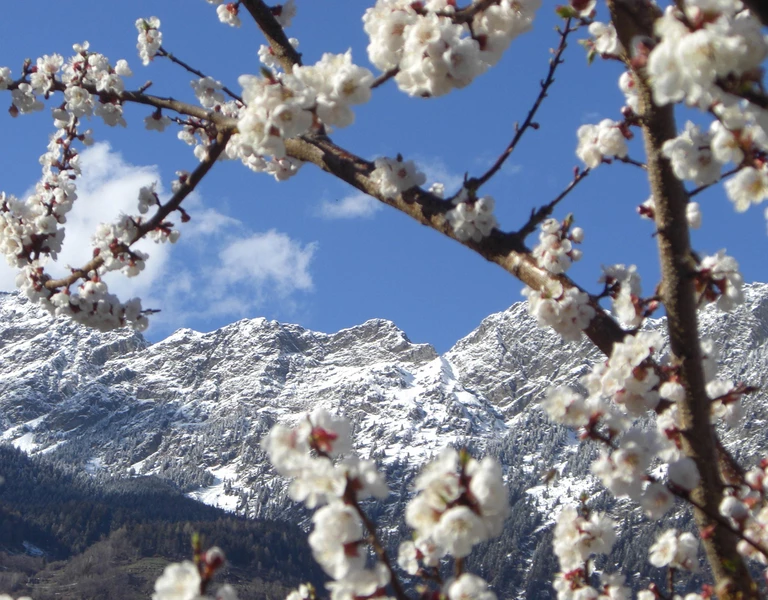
[318,193,382,219]
[217,230,317,294]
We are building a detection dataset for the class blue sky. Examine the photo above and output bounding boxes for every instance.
[0,1,765,353]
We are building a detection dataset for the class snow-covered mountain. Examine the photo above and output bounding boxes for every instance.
[3,284,768,597]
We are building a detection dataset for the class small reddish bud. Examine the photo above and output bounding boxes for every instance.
[204,546,226,569]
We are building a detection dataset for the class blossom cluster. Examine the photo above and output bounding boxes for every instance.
[532,217,583,275]
[445,189,499,242]
[660,114,768,215]
[136,17,162,65]
[370,155,427,199]
[648,529,699,571]
[262,408,393,597]
[263,409,507,600]
[718,459,768,563]
[694,249,745,311]
[363,0,541,97]
[0,41,174,331]
[576,119,629,168]
[523,218,593,342]
[10,41,133,126]
[542,329,702,521]
[551,505,628,600]
[523,279,595,343]
[399,447,509,568]
[643,2,768,221]
[647,3,768,110]
[585,21,622,58]
[227,51,374,181]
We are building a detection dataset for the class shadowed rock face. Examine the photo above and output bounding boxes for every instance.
[3,284,768,598]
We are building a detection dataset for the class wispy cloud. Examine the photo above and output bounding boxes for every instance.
[318,192,382,219]
[216,230,317,294]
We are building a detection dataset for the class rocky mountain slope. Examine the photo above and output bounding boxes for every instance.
[3,284,768,597]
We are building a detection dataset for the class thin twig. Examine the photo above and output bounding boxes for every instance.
[371,68,399,90]
[45,79,237,129]
[688,166,741,198]
[515,167,591,239]
[157,47,243,103]
[614,155,647,169]
[467,18,578,191]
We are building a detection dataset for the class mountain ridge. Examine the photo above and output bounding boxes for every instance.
[3,283,768,598]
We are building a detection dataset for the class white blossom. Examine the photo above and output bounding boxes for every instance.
[648,530,699,571]
[446,573,497,600]
[576,119,628,168]
[217,4,242,27]
[523,281,595,343]
[136,17,162,66]
[446,190,498,242]
[370,156,426,199]
[152,561,201,600]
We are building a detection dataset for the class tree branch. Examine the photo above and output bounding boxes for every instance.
[287,132,626,357]
[240,0,302,73]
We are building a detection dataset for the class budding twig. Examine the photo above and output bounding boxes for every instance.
[467,18,578,191]
[688,166,742,198]
[156,47,243,103]
[515,167,591,240]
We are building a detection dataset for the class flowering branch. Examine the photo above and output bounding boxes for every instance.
[344,486,408,600]
[608,1,759,597]
[466,17,578,191]
[287,133,626,357]
[43,129,232,291]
